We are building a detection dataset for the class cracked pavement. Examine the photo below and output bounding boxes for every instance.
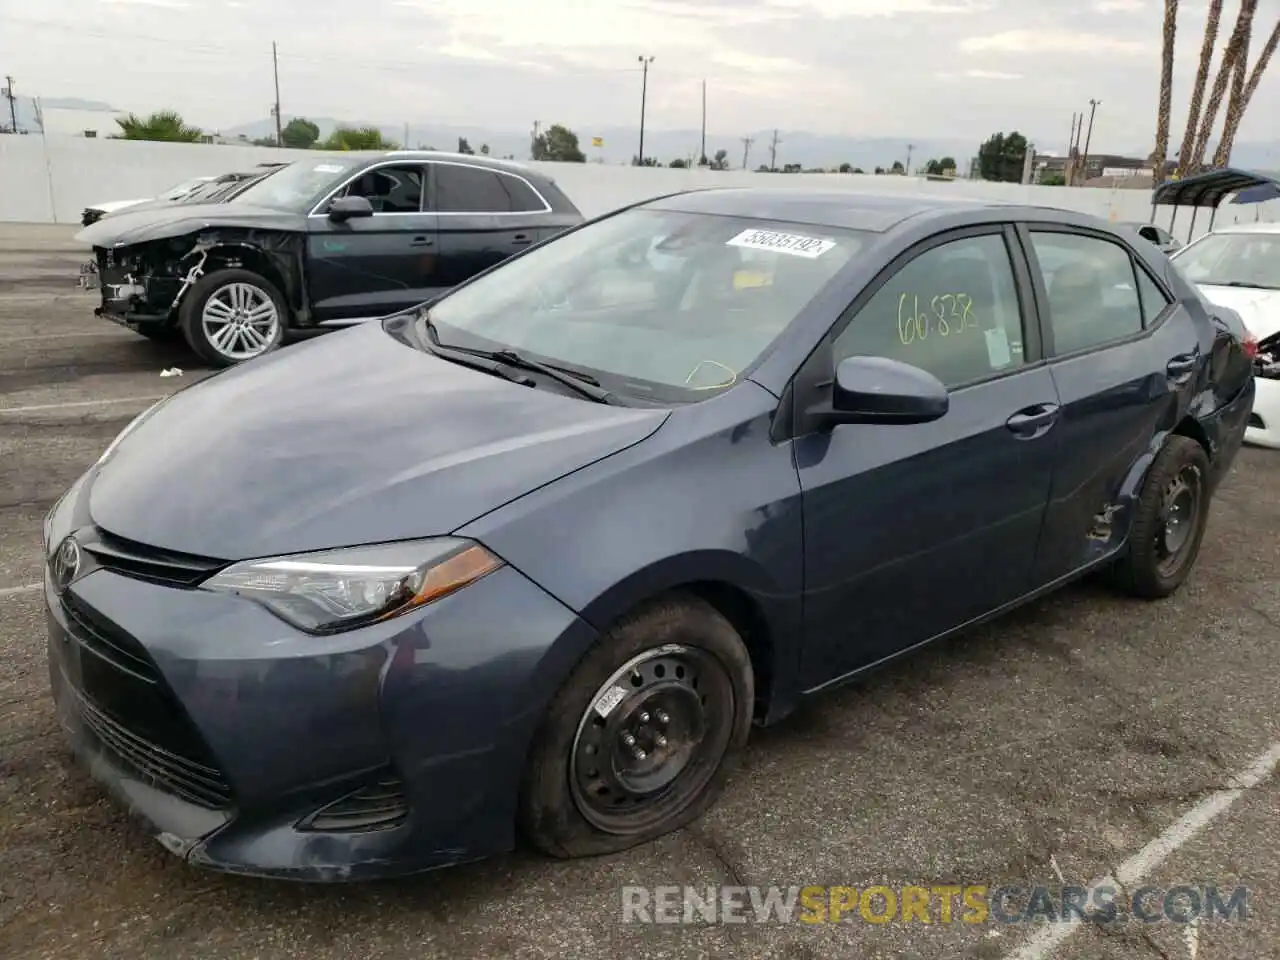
[0,223,1276,960]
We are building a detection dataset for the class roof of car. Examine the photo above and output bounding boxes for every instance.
[642,187,1056,233]
[1200,221,1280,235]
[375,150,540,176]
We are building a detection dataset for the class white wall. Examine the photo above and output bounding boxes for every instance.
[2,133,1277,241]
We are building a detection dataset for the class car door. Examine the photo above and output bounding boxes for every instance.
[429,161,551,288]
[1019,224,1203,586]
[792,225,1060,689]
[305,162,442,323]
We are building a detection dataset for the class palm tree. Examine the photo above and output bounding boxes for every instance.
[1213,16,1280,166]
[1176,0,1224,177]
[1150,0,1180,184]
[1188,0,1258,174]
[113,110,203,142]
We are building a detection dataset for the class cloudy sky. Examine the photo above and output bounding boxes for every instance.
[2,0,1279,150]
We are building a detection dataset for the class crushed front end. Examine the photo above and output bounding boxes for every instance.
[1247,330,1280,449]
[89,239,196,329]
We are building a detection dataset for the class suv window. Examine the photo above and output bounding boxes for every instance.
[1030,232,1144,354]
[339,164,423,213]
[434,164,546,213]
[833,233,1026,388]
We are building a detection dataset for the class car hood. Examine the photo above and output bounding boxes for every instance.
[88,322,669,559]
[1194,284,1280,340]
[75,201,307,247]
[88,198,150,214]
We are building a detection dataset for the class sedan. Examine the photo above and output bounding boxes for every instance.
[44,188,1255,881]
[1170,222,1280,449]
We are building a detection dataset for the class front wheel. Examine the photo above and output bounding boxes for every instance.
[1107,436,1212,598]
[518,594,753,858]
[178,268,286,367]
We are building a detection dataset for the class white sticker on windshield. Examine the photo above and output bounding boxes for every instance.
[726,229,835,258]
[313,164,346,173]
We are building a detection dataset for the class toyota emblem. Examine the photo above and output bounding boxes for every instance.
[51,536,81,590]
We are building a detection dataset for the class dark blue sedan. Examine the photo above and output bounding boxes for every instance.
[43,188,1256,881]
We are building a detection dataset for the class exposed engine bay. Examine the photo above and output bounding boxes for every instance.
[89,229,309,329]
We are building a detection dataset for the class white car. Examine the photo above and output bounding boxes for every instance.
[1171,222,1280,449]
[80,175,218,226]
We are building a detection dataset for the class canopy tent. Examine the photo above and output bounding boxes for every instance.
[1150,167,1280,235]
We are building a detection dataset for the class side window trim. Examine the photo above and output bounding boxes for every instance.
[1133,258,1174,328]
[307,161,429,217]
[1017,222,1173,360]
[428,160,553,216]
[783,223,1037,441]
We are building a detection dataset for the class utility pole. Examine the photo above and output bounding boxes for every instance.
[404,122,409,148]
[1080,98,1100,186]
[531,120,541,159]
[271,44,283,147]
[905,143,914,175]
[740,136,754,169]
[699,79,707,164]
[637,55,654,165]
[768,128,780,171]
[2,76,16,134]
[1064,111,1078,184]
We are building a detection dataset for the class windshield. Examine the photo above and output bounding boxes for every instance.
[424,208,867,402]
[230,157,363,211]
[1172,232,1280,288]
[159,177,212,200]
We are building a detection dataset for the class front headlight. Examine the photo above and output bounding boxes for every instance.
[97,398,166,467]
[201,538,504,634]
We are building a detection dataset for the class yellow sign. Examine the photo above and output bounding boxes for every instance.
[591,137,604,148]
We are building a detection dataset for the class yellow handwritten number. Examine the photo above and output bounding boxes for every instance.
[897,292,916,344]
[899,291,977,346]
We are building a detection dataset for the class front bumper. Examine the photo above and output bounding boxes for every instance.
[43,480,598,880]
[1244,375,1280,450]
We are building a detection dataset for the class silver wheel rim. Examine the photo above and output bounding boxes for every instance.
[200,282,280,361]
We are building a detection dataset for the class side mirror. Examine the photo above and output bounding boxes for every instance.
[328,195,374,222]
[820,355,949,425]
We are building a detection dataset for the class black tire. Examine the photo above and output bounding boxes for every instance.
[518,593,754,859]
[178,268,287,368]
[1108,436,1211,599]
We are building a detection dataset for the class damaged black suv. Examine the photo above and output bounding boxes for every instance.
[75,152,585,366]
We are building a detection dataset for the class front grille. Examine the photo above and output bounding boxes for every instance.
[61,592,159,682]
[58,592,234,809]
[81,528,226,588]
[68,683,233,809]
[300,775,409,832]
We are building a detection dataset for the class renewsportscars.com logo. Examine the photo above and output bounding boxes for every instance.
[620,884,1250,925]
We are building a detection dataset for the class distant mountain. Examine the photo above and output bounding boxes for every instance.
[6,96,119,131]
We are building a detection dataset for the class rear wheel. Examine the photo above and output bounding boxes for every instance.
[179,268,286,367]
[1107,436,1211,598]
[518,594,753,858]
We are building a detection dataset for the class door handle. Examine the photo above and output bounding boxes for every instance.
[511,234,534,246]
[410,236,433,247]
[1006,402,1060,437]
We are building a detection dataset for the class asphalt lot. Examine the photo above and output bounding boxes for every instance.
[0,221,1277,960]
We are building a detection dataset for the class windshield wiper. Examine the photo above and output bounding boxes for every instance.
[420,314,616,404]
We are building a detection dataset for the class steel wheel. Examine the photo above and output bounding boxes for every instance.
[200,281,281,361]
[1154,463,1203,578]
[569,644,736,835]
